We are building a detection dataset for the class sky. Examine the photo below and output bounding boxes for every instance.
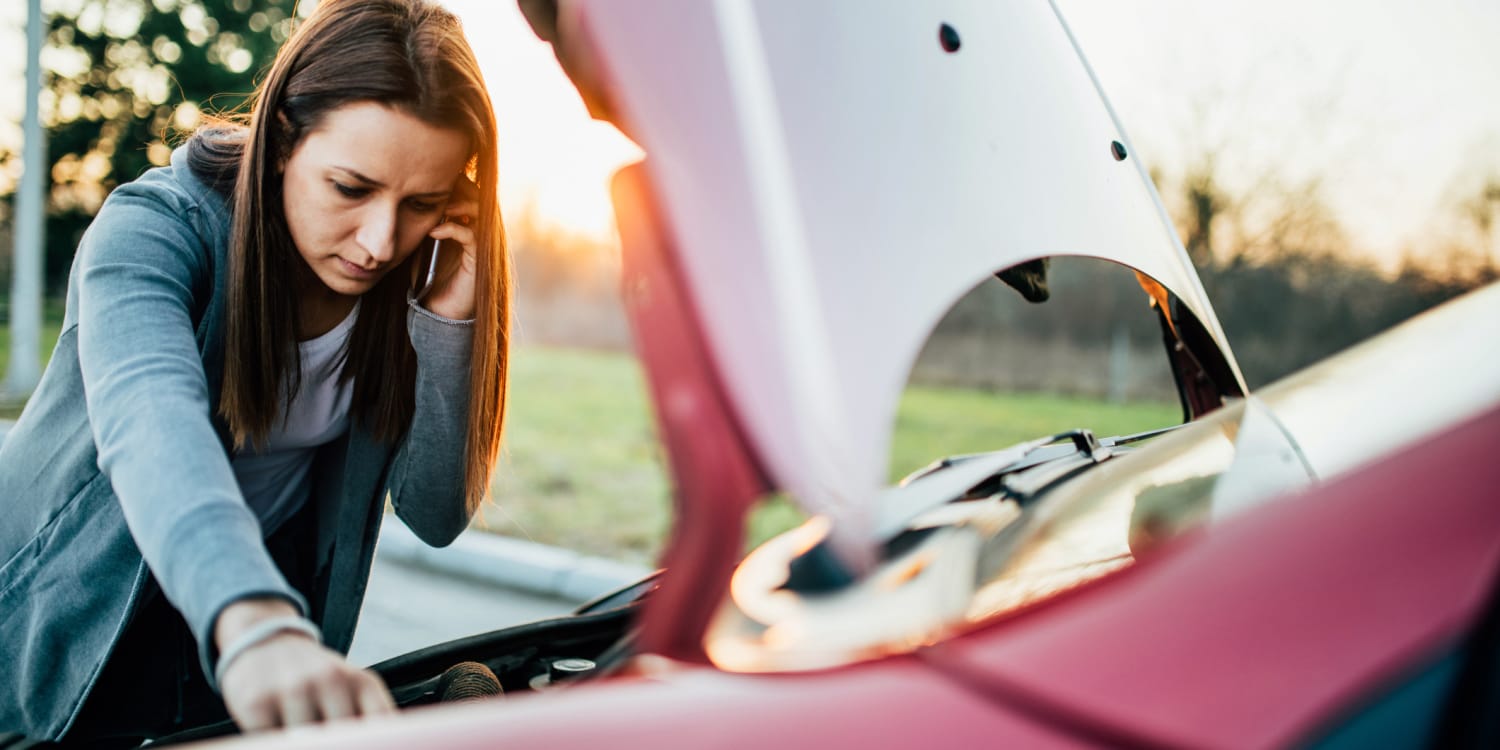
[3,0,1499,270]
[1057,0,1500,270]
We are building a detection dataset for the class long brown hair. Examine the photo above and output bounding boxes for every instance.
[189,0,508,515]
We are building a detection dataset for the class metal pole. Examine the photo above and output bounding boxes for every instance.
[4,0,46,399]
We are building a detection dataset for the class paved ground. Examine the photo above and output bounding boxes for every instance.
[348,553,580,667]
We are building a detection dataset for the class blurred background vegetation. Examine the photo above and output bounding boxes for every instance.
[2,0,1497,562]
[0,0,297,297]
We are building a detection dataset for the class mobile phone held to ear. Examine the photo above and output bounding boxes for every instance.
[413,234,443,302]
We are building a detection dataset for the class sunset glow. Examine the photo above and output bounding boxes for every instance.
[443,0,643,245]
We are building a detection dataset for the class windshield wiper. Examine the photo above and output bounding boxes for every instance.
[876,429,1113,539]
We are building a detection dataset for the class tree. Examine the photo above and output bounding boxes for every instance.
[1451,175,1500,282]
[19,0,294,292]
[1177,155,1229,269]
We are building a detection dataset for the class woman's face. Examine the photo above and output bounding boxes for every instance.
[281,101,471,300]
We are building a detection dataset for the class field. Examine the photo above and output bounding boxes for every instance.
[485,346,1179,565]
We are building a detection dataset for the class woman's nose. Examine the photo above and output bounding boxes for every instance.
[354,205,398,263]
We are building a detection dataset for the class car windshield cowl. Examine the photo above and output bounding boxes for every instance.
[780,425,1183,594]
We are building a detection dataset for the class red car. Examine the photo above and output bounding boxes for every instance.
[182,1,1500,747]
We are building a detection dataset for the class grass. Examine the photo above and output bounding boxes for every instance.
[2,312,1179,565]
[480,347,672,564]
[890,387,1181,477]
[482,346,1181,566]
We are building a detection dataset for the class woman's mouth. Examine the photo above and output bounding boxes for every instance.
[337,257,379,280]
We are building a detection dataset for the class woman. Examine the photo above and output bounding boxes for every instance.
[0,0,507,742]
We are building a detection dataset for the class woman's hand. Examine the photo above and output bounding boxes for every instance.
[419,178,481,321]
[215,598,396,732]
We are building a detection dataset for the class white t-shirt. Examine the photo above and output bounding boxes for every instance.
[231,303,358,536]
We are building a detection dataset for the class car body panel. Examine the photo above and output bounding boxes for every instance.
[209,653,1090,749]
[575,0,1244,556]
[1252,281,1500,478]
[925,401,1500,749]
[611,163,767,660]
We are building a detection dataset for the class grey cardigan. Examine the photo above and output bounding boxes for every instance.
[0,146,477,739]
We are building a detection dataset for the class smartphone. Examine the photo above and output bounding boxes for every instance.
[413,235,443,302]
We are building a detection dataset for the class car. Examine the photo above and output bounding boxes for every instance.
[161,0,1500,747]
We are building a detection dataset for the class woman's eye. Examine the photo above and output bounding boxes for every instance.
[332,181,369,199]
[407,200,441,213]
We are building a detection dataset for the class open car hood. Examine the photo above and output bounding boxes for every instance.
[563,0,1246,659]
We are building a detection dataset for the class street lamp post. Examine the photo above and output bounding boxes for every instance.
[4,0,46,401]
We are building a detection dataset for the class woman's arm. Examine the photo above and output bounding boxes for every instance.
[73,176,307,677]
[385,303,477,545]
[386,183,487,546]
